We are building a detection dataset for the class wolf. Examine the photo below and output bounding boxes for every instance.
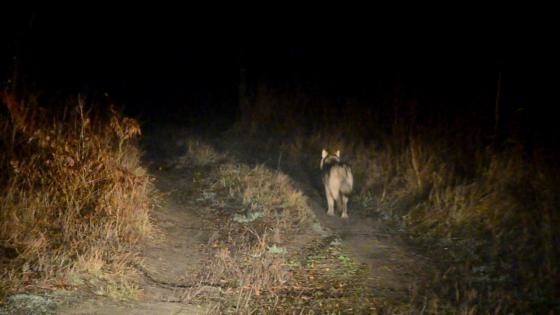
[320,149,353,219]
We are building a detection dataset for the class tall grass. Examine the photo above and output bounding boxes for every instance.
[0,92,155,298]
[172,139,316,312]
[233,84,560,312]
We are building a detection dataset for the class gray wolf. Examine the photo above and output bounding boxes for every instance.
[320,149,353,218]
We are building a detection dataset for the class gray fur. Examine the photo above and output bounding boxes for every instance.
[320,149,354,218]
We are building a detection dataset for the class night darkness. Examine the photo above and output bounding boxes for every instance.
[2,6,560,313]
[2,8,558,136]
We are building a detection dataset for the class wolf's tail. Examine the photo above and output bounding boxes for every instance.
[340,165,353,195]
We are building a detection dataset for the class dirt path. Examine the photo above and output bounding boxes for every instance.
[212,133,435,305]
[52,126,436,314]
[306,198,432,301]
[56,160,218,314]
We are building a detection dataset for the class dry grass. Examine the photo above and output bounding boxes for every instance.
[232,85,560,313]
[0,92,156,299]
[176,138,386,313]
[194,161,310,312]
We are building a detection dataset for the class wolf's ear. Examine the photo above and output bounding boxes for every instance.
[336,150,340,157]
[322,149,328,158]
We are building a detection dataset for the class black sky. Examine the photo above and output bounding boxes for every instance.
[1,7,558,127]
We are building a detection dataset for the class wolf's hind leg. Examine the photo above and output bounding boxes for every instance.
[341,195,349,219]
[325,187,335,216]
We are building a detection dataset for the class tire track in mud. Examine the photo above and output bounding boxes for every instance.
[290,166,433,303]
